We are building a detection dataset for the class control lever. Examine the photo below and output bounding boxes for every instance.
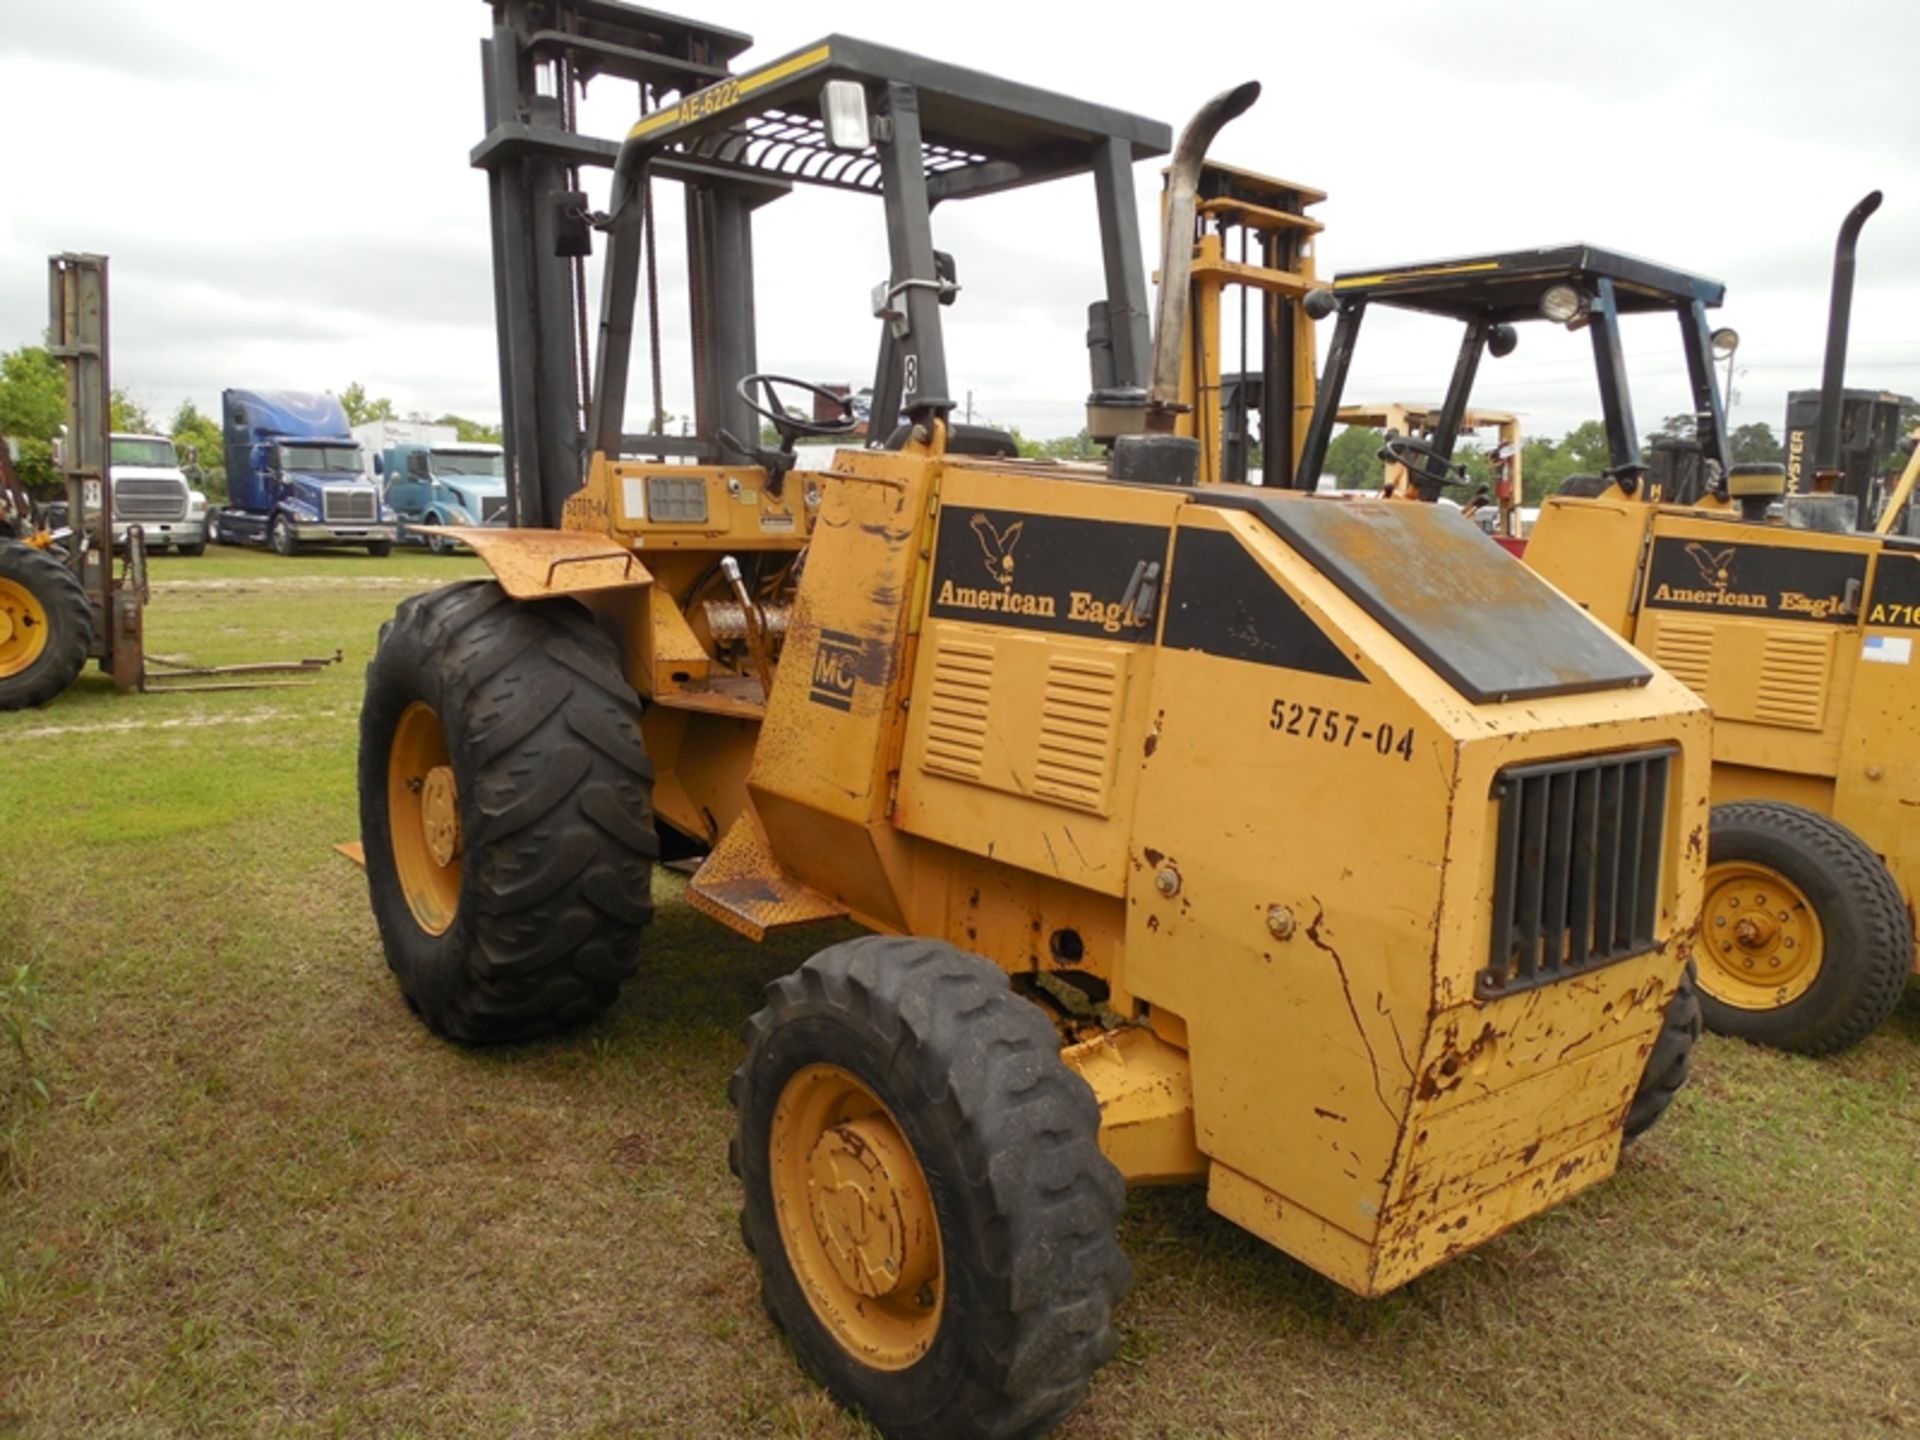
[721,556,777,696]
[1120,560,1163,629]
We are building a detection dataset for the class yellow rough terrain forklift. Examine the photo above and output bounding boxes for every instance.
[1285,196,1916,1055]
[356,5,1711,1432]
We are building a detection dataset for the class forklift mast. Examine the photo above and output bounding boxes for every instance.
[475,0,1169,527]
[475,0,757,528]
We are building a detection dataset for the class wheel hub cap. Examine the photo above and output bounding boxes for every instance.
[805,1117,939,1301]
[421,765,462,867]
[0,577,49,679]
[387,702,462,936]
[769,1063,944,1370]
[1702,862,1822,1009]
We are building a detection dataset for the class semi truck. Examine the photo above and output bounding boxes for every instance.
[107,432,207,555]
[374,439,508,553]
[208,390,395,556]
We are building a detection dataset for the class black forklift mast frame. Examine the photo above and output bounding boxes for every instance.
[475,1,1170,528]
[1292,245,1730,497]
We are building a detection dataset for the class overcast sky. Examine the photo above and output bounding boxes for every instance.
[3,0,1917,449]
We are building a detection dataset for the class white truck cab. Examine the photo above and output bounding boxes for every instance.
[108,433,207,555]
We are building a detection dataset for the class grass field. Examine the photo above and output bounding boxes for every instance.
[3,548,1918,1439]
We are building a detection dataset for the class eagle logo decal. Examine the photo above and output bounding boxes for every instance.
[1685,542,1735,589]
[970,513,1023,589]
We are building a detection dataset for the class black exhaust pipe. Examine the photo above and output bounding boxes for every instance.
[1810,190,1882,485]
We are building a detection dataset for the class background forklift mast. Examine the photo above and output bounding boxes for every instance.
[0,255,341,710]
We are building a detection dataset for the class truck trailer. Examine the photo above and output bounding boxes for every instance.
[208,390,395,556]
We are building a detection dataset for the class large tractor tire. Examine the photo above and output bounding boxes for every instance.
[357,580,658,1043]
[1624,962,1702,1143]
[0,542,93,711]
[732,937,1131,1440]
[1697,802,1910,1055]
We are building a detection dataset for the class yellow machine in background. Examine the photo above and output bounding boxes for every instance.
[1160,171,1525,536]
[1336,404,1524,533]
[1284,194,1914,1055]
[359,14,1711,1434]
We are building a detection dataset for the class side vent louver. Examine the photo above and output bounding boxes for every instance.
[1033,654,1123,812]
[921,637,992,781]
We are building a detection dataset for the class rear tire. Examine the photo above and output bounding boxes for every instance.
[733,937,1131,1439]
[357,580,658,1043]
[1698,802,1910,1055]
[1624,962,1701,1143]
[178,541,206,558]
[0,542,93,710]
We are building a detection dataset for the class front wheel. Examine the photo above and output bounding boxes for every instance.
[269,513,298,557]
[366,540,393,558]
[1624,962,1701,1142]
[733,937,1131,1439]
[205,511,224,546]
[1697,802,1910,1055]
[357,580,659,1042]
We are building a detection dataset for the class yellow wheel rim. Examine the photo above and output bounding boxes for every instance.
[1700,861,1823,1011]
[0,576,51,680]
[769,1063,944,1371]
[388,702,462,936]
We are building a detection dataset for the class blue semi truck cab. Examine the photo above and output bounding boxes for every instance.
[209,390,396,556]
[377,441,508,553]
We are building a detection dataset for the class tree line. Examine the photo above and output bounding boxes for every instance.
[0,345,499,501]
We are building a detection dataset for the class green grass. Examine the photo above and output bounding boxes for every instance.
[3,548,1918,1438]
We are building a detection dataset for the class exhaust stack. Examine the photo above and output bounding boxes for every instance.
[1810,190,1882,487]
[1144,80,1261,431]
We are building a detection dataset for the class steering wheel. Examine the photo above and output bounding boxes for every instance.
[1378,433,1471,494]
[735,374,859,444]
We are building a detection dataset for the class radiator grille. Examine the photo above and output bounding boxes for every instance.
[324,489,377,523]
[480,495,508,524]
[1481,748,1674,1000]
[114,477,186,521]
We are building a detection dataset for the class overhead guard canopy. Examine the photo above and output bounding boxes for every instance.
[1332,245,1726,323]
[614,33,1170,199]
